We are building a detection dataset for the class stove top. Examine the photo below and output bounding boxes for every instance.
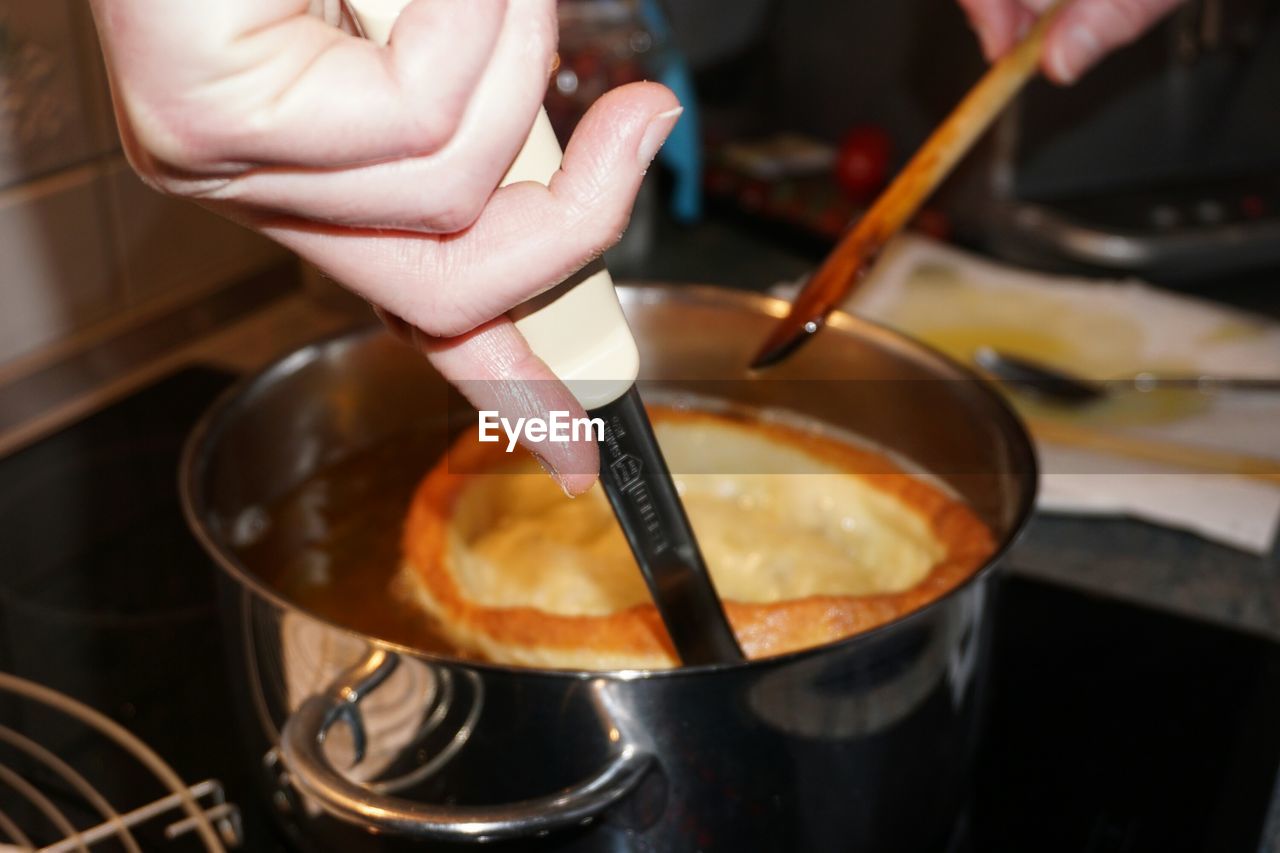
[0,367,1276,852]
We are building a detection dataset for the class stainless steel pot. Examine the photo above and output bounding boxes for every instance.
[181,284,1037,851]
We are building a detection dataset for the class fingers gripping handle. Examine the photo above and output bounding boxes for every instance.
[346,0,639,409]
[501,111,641,410]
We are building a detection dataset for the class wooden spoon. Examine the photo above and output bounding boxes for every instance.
[751,0,1068,369]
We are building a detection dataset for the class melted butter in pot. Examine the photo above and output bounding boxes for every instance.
[235,430,468,656]
[238,403,985,667]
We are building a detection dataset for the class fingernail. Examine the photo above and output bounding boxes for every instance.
[1052,24,1102,84]
[531,451,575,498]
[637,106,683,169]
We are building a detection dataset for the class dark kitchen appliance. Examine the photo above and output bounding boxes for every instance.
[1,363,1278,850]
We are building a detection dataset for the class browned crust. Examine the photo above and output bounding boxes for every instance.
[402,408,996,669]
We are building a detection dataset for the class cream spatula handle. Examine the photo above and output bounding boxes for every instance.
[346,0,638,409]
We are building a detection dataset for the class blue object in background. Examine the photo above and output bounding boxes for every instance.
[640,0,703,223]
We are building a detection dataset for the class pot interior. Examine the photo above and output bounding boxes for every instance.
[184,284,1037,662]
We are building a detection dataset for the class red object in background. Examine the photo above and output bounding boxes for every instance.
[912,206,952,241]
[1241,194,1268,219]
[739,179,769,212]
[835,125,892,201]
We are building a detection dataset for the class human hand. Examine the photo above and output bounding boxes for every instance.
[957,0,1185,83]
[88,0,681,494]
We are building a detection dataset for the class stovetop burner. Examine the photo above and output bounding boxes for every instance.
[0,366,1276,852]
[968,577,1280,852]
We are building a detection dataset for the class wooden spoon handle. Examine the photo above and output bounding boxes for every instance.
[752,0,1068,368]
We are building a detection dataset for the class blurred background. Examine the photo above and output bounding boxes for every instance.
[0,1,287,371]
[3,0,1278,373]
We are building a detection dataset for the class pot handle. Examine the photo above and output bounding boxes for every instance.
[279,651,653,843]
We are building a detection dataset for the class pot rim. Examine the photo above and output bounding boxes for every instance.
[180,282,1038,682]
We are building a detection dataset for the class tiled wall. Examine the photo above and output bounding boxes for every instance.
[0,1,289,369]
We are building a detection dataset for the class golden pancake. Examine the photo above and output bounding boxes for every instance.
[400,407,995,670]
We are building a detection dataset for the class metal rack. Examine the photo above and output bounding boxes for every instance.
[0,672,242,852]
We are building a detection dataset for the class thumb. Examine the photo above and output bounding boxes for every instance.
[1044,0,1185,84]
